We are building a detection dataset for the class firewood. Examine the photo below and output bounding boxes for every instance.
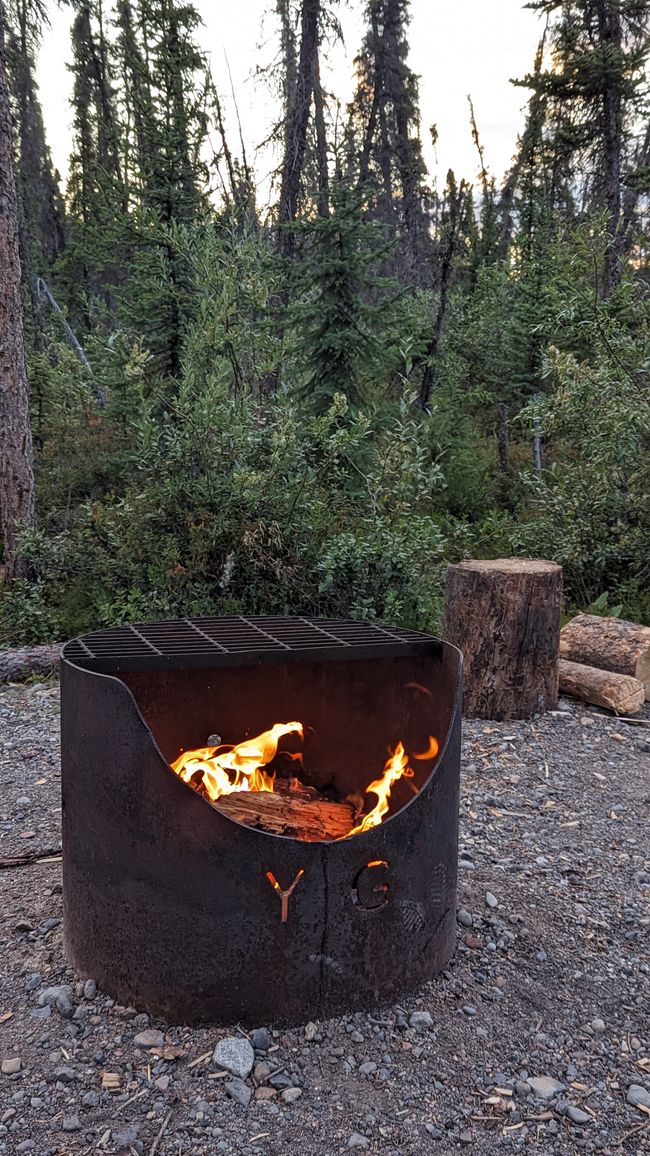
[215,787,355,841]
[559,659,645,716]
[443,558,562,720]
[560,614,650,700]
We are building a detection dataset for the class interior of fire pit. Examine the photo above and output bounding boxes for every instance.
[121,652,455,834]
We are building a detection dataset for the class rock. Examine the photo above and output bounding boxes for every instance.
[457,910,473,927]
[425,1124,444,1139]
[154,1076,170,1093]
[528,1076,566,1101]
[269,1072,293,1090]
[1,1058,21,1075]
[347,1134,370,1149]
[133,1028,164,1049]
[62,1115,81,1132]
[16,1142,36,1153]
[627,1084,650,1110]
[53,1066,77,1083]
[251,1027,271,1052]
[83,979,97,1000]
[213,1037,255,1080]
[25,973,42,992]
[304,1021,319,1041]
[38,985,72,1008]
[591,1017,605,1034]
[225,1078,252,1108]
[82,1091,100,1108]
[281,1087,302,1103]
[409,1010,434,1029]
[516,1081,531,1097]
[567,1105,590,1124]
[112,1124,139,1146]
[255,1087,277,1101]
[535,950,548,962]
[485,892,498,908]
[16,796,31,807]
[359,1061,378,1076]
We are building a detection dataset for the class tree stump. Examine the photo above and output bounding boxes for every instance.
[443,558,563,720]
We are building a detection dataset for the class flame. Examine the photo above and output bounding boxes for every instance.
[345,742,415,837]
[171,722,303,803]
[414,736,439,760]
[170,723,438,839]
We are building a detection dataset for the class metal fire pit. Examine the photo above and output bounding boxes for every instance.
[61,616,462,1026]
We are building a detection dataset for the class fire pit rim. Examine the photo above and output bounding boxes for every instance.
[60,620,463,846]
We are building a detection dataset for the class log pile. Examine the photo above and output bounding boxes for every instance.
[560,614,650,701]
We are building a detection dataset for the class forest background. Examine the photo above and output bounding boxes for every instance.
[0,0,649,646]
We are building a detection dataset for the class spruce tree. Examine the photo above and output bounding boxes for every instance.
[348,0,429,275]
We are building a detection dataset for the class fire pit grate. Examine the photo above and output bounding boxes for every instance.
[64,615,439,672]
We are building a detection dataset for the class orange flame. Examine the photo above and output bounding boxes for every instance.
[345,742,414,837]
[170,723,439,839]
[171,722,303,803]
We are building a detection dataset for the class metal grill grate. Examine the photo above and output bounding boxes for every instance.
[63,615,440,673]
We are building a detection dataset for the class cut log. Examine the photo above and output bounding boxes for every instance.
[443,558,563,720]
[215,788,355,841]
[559,658,644,716]
[560,614,650,700]
[0,643,62,684]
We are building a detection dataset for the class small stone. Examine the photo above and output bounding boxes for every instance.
[25,973,42,992]
[304,1021,319,1041]
[225,1078,252,1108]
[281,1087,302,1103]
[62,1115,81,1132]
[516,1081,531,1097]
[591,1017,605,1034]
[359,1062,378,1076]
[462,1006,477,1016]
[255,1087,277,1101]
[16,1142,36,1153]
[269,1072,293,1090]
[38,984,72,1008]
[627,1084,650,1110]
[347,1134,370,1149]
[485,892,498,908]
[457,910,473,927]
[112,1124,139,1146]
[53,1066,77,1083]
[154,1076,170,1093]
[1,1058,21,1075]
[567,1105,590,1124]
[459,1133,473,1145]
[83,979,97,1000]
[213,1037,255,1080]
[133,1028,164,1049]
[409,1010,434,1029]
[528,1076,566,1101]
[425,1124,443,1139]
[535,950,548,962]
[82,1091,100,1108]
[16,797,31,807]
[251,1027,271,1052]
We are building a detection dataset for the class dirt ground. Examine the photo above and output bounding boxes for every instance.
[1,680,649,1155]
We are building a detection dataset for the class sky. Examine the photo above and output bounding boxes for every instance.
[36,0,544,199]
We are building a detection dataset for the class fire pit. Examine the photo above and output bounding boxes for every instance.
[61,616,462,1025]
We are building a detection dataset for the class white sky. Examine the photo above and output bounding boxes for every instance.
[37,0,543,199]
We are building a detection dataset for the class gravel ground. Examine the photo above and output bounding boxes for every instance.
[1,680,649,1156]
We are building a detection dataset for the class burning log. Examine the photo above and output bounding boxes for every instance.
[443,558,562,720]
[559,658,645,716]
[215,786,356,841]
[560,614,650,700]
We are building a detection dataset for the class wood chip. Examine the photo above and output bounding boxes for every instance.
[101,1071,121,1091]
[188,1050,212,1069]
[0,1012,13,1024]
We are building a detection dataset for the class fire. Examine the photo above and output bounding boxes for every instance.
[171,722,303,803]
[170,723,438,839]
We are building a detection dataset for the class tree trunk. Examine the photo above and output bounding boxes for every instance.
[596,0,623,298]
[497,403,509,472]
[313,47,329,218]
[443,558,563,720]
[0,0,35,579]
[560,614,650,700]
[559,658,644,716]
[277,0,320,257]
